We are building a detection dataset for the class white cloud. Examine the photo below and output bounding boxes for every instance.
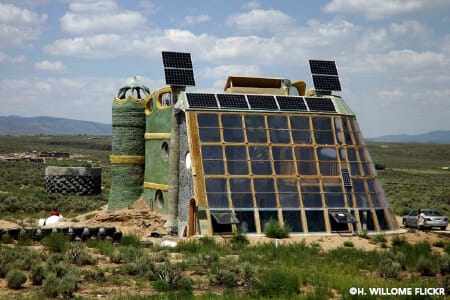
[377,88,404,97]
[0,3,47,47]
[183,14,211,26]
[324,0,450,20]
[139,0,157,14]
[0,51,26,64]
[201,65,262,79]
[69,0,118,13]
[226,9,295,33]
[0,51,6,62]
[242,1,260,10]
[35,60,67,71]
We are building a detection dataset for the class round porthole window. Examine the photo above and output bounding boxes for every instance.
[185,152,191,169]
[161,142,169,161]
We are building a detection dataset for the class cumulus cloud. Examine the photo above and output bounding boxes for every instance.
[60,0,147,35]
[226,9,295,33]
[202,65,262,79]
[324,0,450,20]
[35,60,67,71]
[183,14,211,26]
[0,3,47,47]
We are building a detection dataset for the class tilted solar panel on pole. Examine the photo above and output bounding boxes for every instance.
[162,51,196,86]
[309,60,341,92]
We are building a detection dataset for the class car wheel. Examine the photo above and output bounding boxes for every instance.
[441,226,447,231]
[403,220,408,228]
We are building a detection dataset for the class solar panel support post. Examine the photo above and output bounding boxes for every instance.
[164,86,185,232]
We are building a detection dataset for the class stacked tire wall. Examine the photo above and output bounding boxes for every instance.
[45,167,102,195]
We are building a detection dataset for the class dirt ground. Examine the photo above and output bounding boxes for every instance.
[2,204,449,251]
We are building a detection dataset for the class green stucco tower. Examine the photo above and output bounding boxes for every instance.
[108,77,149,211]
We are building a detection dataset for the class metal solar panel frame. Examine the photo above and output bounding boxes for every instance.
[247,95,279,110]
[217,94,249,110]
[162,51,196,87]
[309,60,338,76]
[276,96,308,111]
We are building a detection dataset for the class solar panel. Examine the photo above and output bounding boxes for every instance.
[162,51,196,86]
[305,97,336,112]
[247,95,278,110]
[276,96,307,111]
[186,93,218,108]
[309,60,338,76]
[162,52,193,69]
[312,75,341,91]
[217,94,249,109]
[341,168,352,187]
[164,68,195,86]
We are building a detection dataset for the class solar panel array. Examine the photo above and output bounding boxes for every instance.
[186,93,336,113]
[162,51,196,86]
[341,168,352,187]
[309,60,341,92]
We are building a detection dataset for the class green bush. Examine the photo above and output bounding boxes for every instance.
[343,241,354,247]
[379,258,402,279]
[42,272,59,298]
[263,219,291,239]
[30,264,45,285]
[6,269,27,289]
[256,267,299,297]
[439,254,450,275]
[120,234,141,248]
[86,239,115,257]
[370,234,387,244]
[42,232,70,253]
[210,269,239,288]
[154,261,192,292]
[66,243,96,266]
[416,255,436,276]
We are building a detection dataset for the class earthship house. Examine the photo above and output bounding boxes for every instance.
[108,52,400,236]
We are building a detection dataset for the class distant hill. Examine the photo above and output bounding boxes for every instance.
[0,115,112,135]
[368,130,450,144]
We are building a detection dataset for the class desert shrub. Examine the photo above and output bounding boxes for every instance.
[229,230,249,249]
[122,254,155,277]
[66,243,96,266]
[58,270,79,299]
[264,219,290,239]
[391,235,409,248]
[371,234,387,244]
[358,230,369,239]
[43,268,79,298]
[6,269,27,289]
[86,239,115,257]
[343,241,354,248]
[416,255,436,276]
[82,267,106,283]
[379,258,402,279]
[120,234,141,248]
[42,232,70,253]
[153,261,192,292]
[110,245,145,264]
[210,269,239,288]
[42,272,59,298]
[239,261,257,288]
[201,251,220,267]
[439,254,450,275]
[433,240,445,248]
[30,264,45,285]
[256,267,299,297]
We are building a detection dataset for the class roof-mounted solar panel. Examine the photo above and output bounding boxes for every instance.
[305,97,336,112]
[162,51,196,86]
[276,96,307,111]
[312,75,341,91]
[309,60,341,92]
[341,168,352,187]
[247,95,278,110]
[186,93,218,108]
[217,94,249,109]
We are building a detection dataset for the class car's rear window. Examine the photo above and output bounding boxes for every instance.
[424,210,442,216]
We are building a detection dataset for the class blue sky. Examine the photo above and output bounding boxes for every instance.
[0,0,449,137]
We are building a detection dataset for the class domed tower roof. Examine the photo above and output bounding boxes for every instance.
[115,76,150,102]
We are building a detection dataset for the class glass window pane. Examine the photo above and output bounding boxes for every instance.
[344,131,354,145]
[294,147,315,160]
[317,147,337,160]
[231,193,253,208]
[201,146,222,159]
[350,162,361,176]
[279,194,300,207]
[371,193,381,207]
[251,161,272,175]
[292,130,312,144]
[246,129,267,143]
[339,149,346,160]
[259,210,279,229]
[359,210,375,231]
[230,178,251,192]
[223,129,245,142]
[283,210,302,232]
[221,114,242,128]
[227,160,249,175]
[302,193,322,207]
[274,161,296,175]
[290,116,310,130]
[197,114,219,127]
[268,116,288,129]
[272,147,293,160]
[356,194,370,208]
[235,210,256,233]
[334,117,342,130]
[313,117,332,130]
[353,179,366,193]
[306,211,326,232]
[245,115,265,128]
[254,178,275,193]
[207,193,229,208]
[376,209,389,230]
[203,160,225,175]
[314,131,335,144]
[199,128,220,142]
[359,148,368,161]
[336,131,344,144]
[205,178,227,193]
[298,161,317,175]
[225,146,247,160]
[347,148,357,161]
[249,146,269,160]
[269,130,291,143]
[256,194,277,208]
[277,178,298,193]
